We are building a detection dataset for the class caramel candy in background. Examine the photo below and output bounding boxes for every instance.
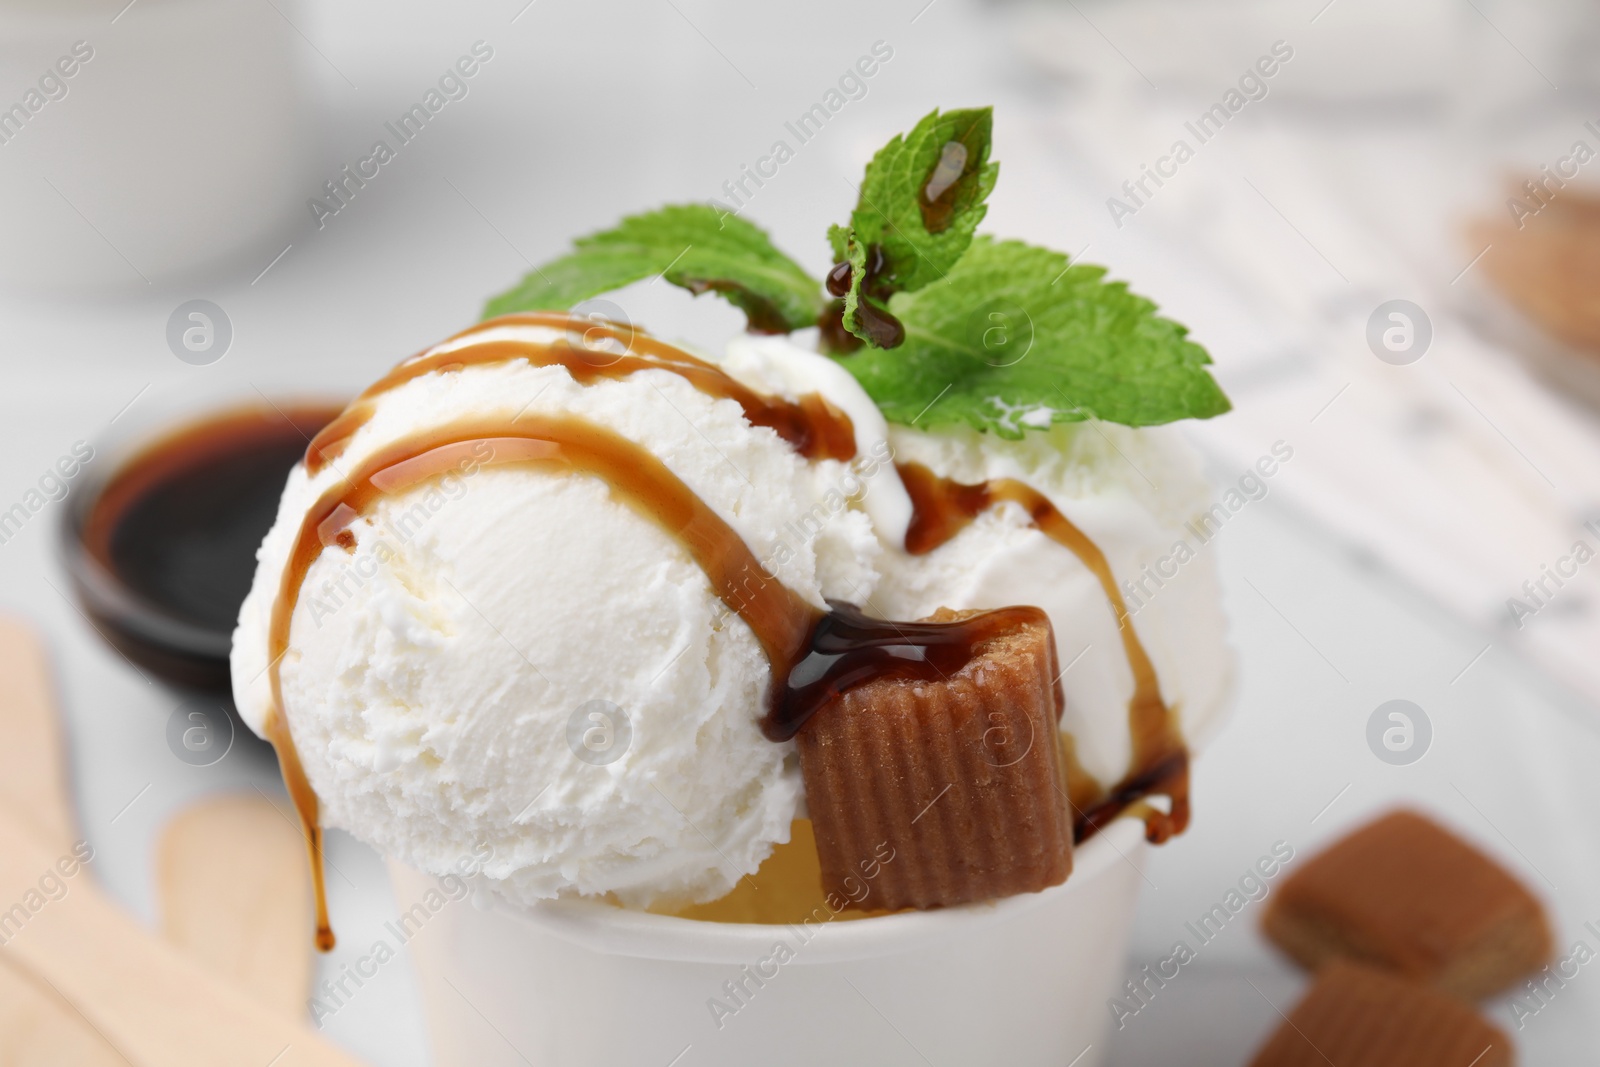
[796,607,1072,911]
[1472,189,1600,355]
[1247,960,1513,1067]
[1263,809,1552,999]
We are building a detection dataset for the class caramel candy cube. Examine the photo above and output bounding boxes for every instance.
[1248,960,1513,1067]
[1263,810,1552,1000]
[796,607,1072,911]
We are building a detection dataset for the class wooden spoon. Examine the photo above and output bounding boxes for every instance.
[156,794,314,1019]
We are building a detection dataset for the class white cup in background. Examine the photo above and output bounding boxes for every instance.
[0,0,317,289]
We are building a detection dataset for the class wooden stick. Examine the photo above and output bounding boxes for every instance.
[0,616,361,1066]
[0,804,364,1067]
[0,617,127,1067]
[0,963,134,1067]
[157,795,314,1019]
[0,618,75,854]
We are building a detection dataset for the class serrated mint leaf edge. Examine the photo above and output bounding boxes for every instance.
[481,204,823,331]
[847,107,999,295]
[837,237,1231,433]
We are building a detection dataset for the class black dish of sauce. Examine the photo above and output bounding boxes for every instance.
[62,403,343,693]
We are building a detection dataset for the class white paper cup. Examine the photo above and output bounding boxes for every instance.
[390,817,1148,1067]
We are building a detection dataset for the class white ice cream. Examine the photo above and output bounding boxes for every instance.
[232,324,1232,908]
[232,323,888,908]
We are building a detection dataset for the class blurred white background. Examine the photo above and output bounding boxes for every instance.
[2,0,1599,1062]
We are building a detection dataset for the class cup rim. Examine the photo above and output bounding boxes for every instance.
[481,818,1149,966]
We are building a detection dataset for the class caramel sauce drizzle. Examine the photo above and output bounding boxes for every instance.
[896,462,1190,845]
[304,312,856,476]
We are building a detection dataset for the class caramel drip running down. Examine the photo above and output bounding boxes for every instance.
[896,462,1190,845]
[304,312,857,476]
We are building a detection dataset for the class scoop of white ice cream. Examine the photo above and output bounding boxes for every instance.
[231,322,888,908]
[873,422,1234,791]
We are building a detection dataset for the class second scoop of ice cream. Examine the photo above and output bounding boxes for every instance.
[874,421,1233,792]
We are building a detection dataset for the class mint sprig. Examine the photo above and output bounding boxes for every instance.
[476,109,1230,434]
[482,204,823,333]
[839,237,1231,436]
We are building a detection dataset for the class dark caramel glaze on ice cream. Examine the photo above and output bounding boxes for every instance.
[262,313,1192,946]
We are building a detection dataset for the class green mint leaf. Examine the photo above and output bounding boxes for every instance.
[838,237,1230,435]
[844,108,998,298]
[481,204,823,332]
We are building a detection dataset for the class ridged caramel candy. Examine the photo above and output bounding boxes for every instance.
[796,607,1072,910]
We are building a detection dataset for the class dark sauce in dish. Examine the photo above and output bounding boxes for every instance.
[74,404,342,691]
